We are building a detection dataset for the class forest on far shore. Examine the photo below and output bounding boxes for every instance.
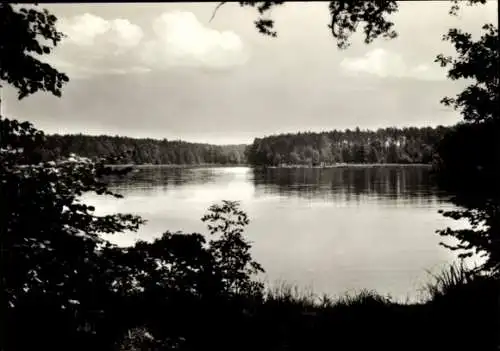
[36,126,452,166]
[245,126,451,166]
[38,134,248,165]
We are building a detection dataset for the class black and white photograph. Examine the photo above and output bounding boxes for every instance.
[1,1,499,350]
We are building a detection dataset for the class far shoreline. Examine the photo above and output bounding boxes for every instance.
[264,163,432,169]
[105,163,433,169]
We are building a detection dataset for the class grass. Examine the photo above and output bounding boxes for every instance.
[422,260,481,300]
[117,262,499,351]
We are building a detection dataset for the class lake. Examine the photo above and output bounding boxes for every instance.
[84,165,463,302]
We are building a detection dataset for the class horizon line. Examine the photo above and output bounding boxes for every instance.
[46,123,456,146]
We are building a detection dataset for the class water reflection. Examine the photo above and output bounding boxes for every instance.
[107,166,221,192]
[92,165,458,301]
[251,166,451,206]
[108,166,448,204]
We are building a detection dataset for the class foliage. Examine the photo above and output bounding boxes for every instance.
[422,263,499,351]
[0,4,264,350]
[433,21,499,276]
[237,0,489,49]
[115,326,157,351]
[239,0,500,277]
[0,118,264,349]
[0,7,145,349]
[236,1,399,48]
[235,0,498,276]
[245,126,449,166]
[2,1,499,350]
[201,200,265,296]
[133,202,262,297]
[448,0,488,16]
[37,127,453,167]
[434,119,500,275]
[37,133,248,165]
[326,1,398,49]
[116,201,263,299]
[114,268,498,351]
[435,24,499,123]
[95,201,264,350]
[237,1,286,37]
[0,3,69,99]
[423,261,482,301]
[0,117,146,350]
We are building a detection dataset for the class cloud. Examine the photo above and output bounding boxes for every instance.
[58,13,143,51]
[340,48,446,81]
[47,11,247,78]
[140,11,247,69]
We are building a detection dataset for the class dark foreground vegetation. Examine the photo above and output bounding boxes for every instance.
[2,117,499,351]
[91,263,500,351]
[1,2,499,351]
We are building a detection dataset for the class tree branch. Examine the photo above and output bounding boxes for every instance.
[209,2,227,23]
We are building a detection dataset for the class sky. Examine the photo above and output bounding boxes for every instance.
[2,1,496,145]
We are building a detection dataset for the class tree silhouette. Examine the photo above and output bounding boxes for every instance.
[0,4,144,350]
[228,0,490,48]
[226,0,500,276]
[229,1,399,48]
[0,118,148,349]
[0,6,267,350]
[0,3,69,99]
[433,23,500,276]
[2,2,499,350]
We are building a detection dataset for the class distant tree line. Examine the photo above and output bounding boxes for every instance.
[2,3,499,351]
[244,126,451,166]
[36,134,248,165]
[38,127,451,167]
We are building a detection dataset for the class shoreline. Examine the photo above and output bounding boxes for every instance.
[264,163,432,169]
[106,163,433,169]
[105,163,251,168]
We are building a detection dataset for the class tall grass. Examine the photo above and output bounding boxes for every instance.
[117,262,498,351]
[262,280,394,310]
[422,260,486,301]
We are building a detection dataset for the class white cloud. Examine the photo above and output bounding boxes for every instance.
[48,11,247,78]
[58,13,143,51]
[141,11,247,69]
[340,48,446,81]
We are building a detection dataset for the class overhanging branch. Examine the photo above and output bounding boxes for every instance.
[209,2,227,23]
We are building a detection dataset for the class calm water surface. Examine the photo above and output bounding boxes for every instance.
[85,165,462,301]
